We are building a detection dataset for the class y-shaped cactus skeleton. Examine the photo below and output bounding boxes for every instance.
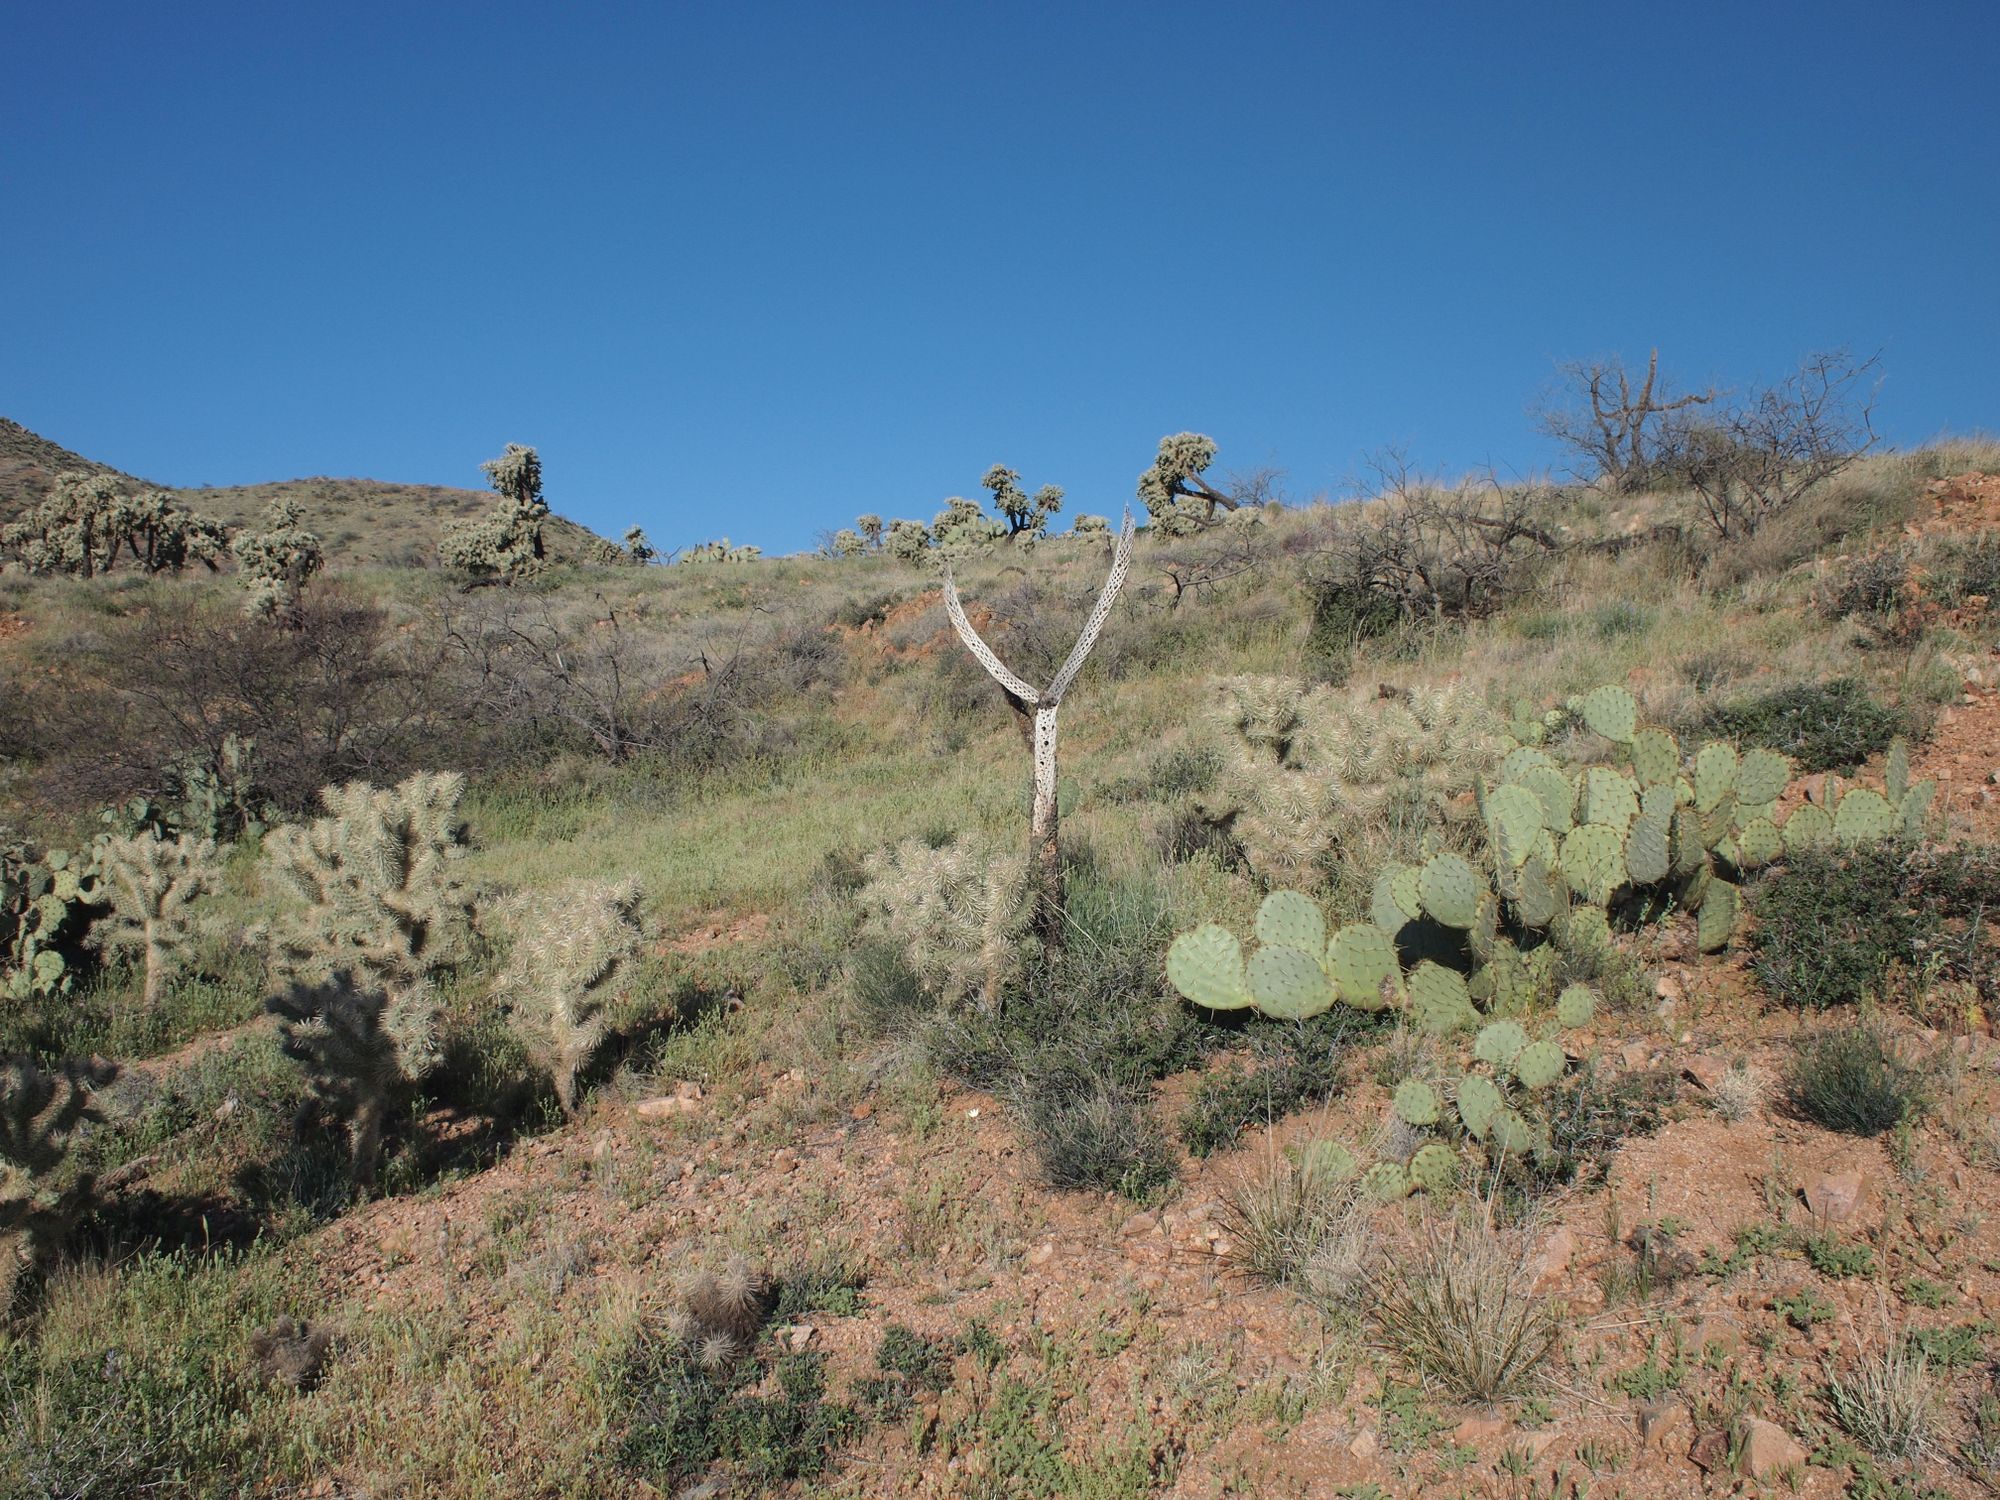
[941,510,1137,953]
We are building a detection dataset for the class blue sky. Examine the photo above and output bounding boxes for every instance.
[4,1,1996,553]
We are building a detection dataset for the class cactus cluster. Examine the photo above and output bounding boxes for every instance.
[2,1055,117,1312]
[1,835,101,1002]
[1486,684,1934,952]
[1,471,228,578]
[232,499,325,621]
[440,443,550,582]
[857,836,1036,1010]
[1167,886,1598,1194]
[1198,677,1499,888]
[260,772,472,1180]
[492,878,648,1116]
[679,537,764,564]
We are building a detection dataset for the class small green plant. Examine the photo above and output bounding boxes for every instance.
[1786,1024,1929,1137]
[1776,1288,1834,1330]
[1178,1011,1361,1157]
[1804,1235,1877,1279]
[1900,1319,1994,1370]
[1703,677,1907,773]
[1898,1276,1947,1310]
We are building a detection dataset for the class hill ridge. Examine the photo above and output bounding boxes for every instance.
[0,416,613,568]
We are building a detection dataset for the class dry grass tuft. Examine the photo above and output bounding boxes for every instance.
[1828,1336,1941,1464]
[1367,1207,1562,1403]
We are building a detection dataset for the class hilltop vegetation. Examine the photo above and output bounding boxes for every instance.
[3,367,2000,1497]
[0,417,614,569]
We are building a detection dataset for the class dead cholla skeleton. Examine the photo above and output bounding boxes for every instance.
[492,878,648,1116]
[87,831,222,1012]
[940,508,1137,949]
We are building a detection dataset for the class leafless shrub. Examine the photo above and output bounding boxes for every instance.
[1536,348,1718,490]
[1300,453,1563,638]
[1661,350,1881,541]
[24,586,460,813]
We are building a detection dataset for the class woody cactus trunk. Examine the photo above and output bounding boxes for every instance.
[941,510,1136,953]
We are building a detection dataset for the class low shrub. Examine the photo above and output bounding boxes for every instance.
[1751,843,1999,1014]
[1009,1072,1175,1199]
[1786,1024,1929,1136]
[1702,676,1907,772]
[1178,1012,1369,1158]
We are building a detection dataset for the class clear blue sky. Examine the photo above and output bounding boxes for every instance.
[4,1,1995,553]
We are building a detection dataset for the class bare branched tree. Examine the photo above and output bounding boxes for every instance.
[1536,348,1717,490]
[1662,349,1881,540]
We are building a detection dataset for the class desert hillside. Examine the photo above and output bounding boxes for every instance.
[0,417,614,567]
[2,423,1999,1499]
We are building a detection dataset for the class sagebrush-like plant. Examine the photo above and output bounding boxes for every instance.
[493,878,647,1115]
[87,832,221,1011]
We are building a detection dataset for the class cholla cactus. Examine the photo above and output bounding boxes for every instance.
[2,1055,116,1312]
[885,519,931,562]
[1069,514,1111,539]
[492,878,647,1116]
[856,514,884,549]
[1202,677,1500,888]
[87,832,221,1012]
[260,772,470,1174]
[622,526,656,564]
[679,538,763,564]
[1137,432,1240,536]
[266,972,416,1186]
[929,497,1003,556]
[233,499,324,621]
[982,465,1064,541]
[0,472,229,578]
[830,528,868,557]
[440,443,549,582]
[858,837,1037,1010]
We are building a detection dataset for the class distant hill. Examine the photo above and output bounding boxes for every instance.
[0,417,614,568]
